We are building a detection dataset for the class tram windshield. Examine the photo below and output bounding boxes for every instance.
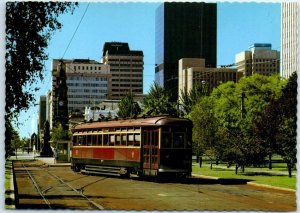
[161,126,190,148]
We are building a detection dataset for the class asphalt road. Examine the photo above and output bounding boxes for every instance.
[13,160,296,211]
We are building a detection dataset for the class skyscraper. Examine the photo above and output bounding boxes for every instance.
[281,2,299,78]
[155,2,217,100]
[102,42,144,99]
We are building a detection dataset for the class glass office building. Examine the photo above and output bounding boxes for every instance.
[155,2,217,100]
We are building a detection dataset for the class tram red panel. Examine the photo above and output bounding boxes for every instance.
[93,147,114,160]
[114,148,140,162]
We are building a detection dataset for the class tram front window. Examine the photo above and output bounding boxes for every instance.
[173,133,185,148]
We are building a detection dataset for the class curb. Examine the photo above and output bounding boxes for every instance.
[247,182,296,193]
[192,173,296,193]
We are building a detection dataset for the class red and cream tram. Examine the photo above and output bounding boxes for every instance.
[71,116,192,178]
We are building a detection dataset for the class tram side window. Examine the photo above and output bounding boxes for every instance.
[115,134,121,146]
[109,134,115,146]
[134,134,141,146]
[173,133,185,148]
[72,136,77,146]
[103,134,109,146]
[82,135,87,146]
[87,135,92,146]
[121,134,127,146]
[128,134,134,146]
[161,132,171,148]
[186,132,192,148]
[97,134,102,146]
[92,135,97,145]
[78,135,84,146]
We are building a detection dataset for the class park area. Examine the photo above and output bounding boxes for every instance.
[193,156,296,190]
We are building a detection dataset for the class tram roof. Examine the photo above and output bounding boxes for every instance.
[72,116,192,131]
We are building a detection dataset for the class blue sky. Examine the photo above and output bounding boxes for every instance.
[15,2,281,138]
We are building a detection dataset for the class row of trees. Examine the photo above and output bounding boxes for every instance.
[189,73,297,177]
[118,73,297,177]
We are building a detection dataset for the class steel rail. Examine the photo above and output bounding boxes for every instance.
[21,163,52,209]
[40,165,105,210]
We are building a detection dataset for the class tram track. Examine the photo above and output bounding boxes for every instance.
[19,162,105,210]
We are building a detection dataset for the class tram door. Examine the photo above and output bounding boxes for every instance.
[142,129,159,176]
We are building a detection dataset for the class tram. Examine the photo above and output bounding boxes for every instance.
[71,116,193,178]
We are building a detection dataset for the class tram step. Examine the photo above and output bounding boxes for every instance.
[81,169,120,177]
[86,165,120,172]
[84,165,125,176]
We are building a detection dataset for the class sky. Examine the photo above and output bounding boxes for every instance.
[13,2,281,138]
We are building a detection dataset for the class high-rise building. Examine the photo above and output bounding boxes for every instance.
[281,2,299,78]
[178,58,242,98]
[235,43,280,76]
[155,2,217,100]
[50,59,111,129]
[101,42,144,99]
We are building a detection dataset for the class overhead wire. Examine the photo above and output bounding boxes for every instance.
[62,3,90,59]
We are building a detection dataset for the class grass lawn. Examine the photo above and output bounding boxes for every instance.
[193,163,296,190]
[5,159,15,209]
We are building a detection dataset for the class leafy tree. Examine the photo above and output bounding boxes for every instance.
[6,1,77,119]
[51,122,72,143]
[179,82,209,116]
[142,82,177,116]
[189,96,219,168]
[117,92,141,118]
[255,72,297,177]
[11,129,25,159]
[5,1,77,157]
[206,74,285,172]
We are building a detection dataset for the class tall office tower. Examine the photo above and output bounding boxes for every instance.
[235,43,280,77]
[281,2,299,79]
[155,2,217,100]
[102,42,144,99]
[50,59,111,129]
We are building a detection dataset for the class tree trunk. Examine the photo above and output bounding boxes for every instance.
[235,164,238,174]
[210,159,213,170]
[287,162,292,178]
[242,164,245,173]
[268,153,272,170]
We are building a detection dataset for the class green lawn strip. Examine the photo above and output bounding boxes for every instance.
[5,159,15,209]
[192,164,296,190]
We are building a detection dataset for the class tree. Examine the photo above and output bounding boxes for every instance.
[117,92,141,118]
[10,129,25,159]
[5,2,77,157]
[256,72,297,177]
[207,74,285,172]
[142,82,177,116]
[189,96,219,168]
[5,2,77,119]
[179,82,209,116]
[51,122,72,143]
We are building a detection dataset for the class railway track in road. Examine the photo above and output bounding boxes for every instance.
[17,161,105,210]
[14,160,296,211]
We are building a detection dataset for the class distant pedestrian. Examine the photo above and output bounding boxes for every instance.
[53,148,58,164]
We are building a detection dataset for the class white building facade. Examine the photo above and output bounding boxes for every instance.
[281,2,299,78]
[50,59,111,128]
[235,43,280,77]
